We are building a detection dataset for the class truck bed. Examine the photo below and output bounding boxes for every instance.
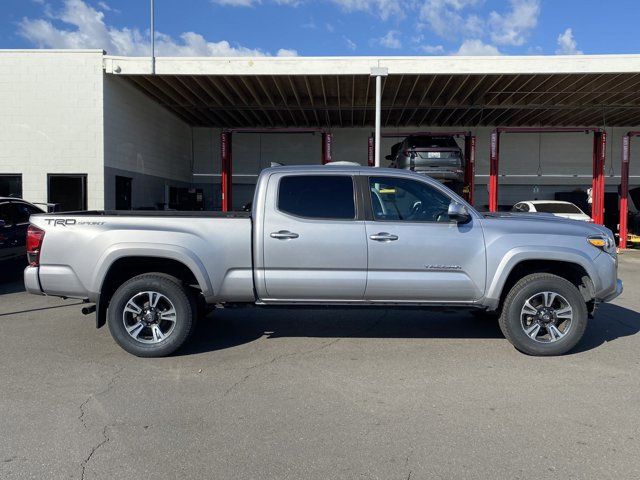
[28,211,255,304]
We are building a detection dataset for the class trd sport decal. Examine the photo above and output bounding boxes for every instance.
[43,219,105,227]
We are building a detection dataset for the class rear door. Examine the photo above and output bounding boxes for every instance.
[260,172,367,301]
[364,175,486,302]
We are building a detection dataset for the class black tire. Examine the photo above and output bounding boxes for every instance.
[498,273,588,356]
[107,273,196,357]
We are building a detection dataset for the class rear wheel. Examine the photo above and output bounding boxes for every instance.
[499,273,587,356]
[107,273,196,357]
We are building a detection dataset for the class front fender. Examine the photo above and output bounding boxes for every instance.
[90,243,214,300]
[484,246,599,308]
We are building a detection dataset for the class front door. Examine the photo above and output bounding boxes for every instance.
[261,173,367,301]
[365,175,486,302]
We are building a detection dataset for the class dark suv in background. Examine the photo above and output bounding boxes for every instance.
[388,135,465,194]
[0,198,44,276]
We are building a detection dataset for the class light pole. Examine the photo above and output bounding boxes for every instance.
[370,67,388,167]
[150,0,155,74]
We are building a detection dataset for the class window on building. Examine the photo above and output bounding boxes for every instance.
[278,175,356,220]
[48,174,87,212]
[0,175,22,198]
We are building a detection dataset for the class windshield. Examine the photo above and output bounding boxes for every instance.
[534,203,582,214]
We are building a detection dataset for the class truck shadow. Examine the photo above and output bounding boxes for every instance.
[180,303,640,356]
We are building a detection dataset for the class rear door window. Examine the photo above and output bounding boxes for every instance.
[11,202,42,224]
[278,175,356,220]
[0,203,12,226]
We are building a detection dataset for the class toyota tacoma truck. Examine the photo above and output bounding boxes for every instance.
[24,166,622,357]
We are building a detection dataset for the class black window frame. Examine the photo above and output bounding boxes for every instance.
[0,174,23,198]
[276,174,360,221]
[47,174,88,212]
[365,175,456,224]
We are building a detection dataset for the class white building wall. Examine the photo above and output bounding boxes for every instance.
[0,50,105,209]
[103,75,193,209]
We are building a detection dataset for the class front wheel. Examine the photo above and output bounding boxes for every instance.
[107,273,196,357]
[498,273,588,356]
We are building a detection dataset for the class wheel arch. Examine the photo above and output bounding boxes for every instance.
[486,248,597,310]
[93,245,213,328]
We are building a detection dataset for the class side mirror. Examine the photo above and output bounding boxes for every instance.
[0,219,5,228]
[448,202,471,223]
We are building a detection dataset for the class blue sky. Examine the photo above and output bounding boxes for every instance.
[2,0,639,57]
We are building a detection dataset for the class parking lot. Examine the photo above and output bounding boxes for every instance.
[0,253,639,480]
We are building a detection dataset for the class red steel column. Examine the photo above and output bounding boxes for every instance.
[489,131,500,212]
[464,135,476,205]
[221,131,232,212]
[322,132,333,164]
[620,134,631,248]
[598,131,607,225]
[367,136,375,167]
[591,131,606,225]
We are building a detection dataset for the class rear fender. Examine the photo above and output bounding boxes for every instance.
[91,243,213,299]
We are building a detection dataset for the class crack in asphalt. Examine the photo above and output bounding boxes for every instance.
[76,366,124,480]
[80,425,111,480]
[404,447,414,480]
[221,310,389,398]
[78,366,124,430]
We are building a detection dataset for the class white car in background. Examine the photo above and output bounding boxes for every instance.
[512,200,592,222]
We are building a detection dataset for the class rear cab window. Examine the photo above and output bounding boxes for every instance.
[277,175,356,220]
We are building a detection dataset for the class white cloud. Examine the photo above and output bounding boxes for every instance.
[211,0,258,6]
[556,27,583,55]
[419,0,539,51]
[276,48,298,56]
[419,44,445,54]
[419,0,483,39]
[454,39,501,56]
[379,30,401,49]
[344,36,357,50]
[488,0,540,46]
[18,0,297,56]
[329,0,404,20]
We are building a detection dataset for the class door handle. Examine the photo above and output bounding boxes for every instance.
[369,232,399,242]
[270,230,299,240]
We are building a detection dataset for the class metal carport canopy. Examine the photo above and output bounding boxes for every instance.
[104,54,640,128]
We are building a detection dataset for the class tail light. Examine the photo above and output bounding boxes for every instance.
[26,225,45,267]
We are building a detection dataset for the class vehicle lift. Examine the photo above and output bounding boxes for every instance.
[367,131,477,205]
[489,127,607,225]
[220,128,333,212]
[619,131,640,249]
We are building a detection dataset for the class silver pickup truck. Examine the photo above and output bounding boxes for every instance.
[24,165,622,357]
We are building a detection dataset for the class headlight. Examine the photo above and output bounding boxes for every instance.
[587,235,615,255]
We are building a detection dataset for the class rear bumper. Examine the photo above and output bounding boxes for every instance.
[23,266,43,295]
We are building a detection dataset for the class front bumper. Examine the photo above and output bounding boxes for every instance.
[23,266,43,295]
[601,279,623,303]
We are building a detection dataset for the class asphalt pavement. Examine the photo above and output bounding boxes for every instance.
[1,252,640,479]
